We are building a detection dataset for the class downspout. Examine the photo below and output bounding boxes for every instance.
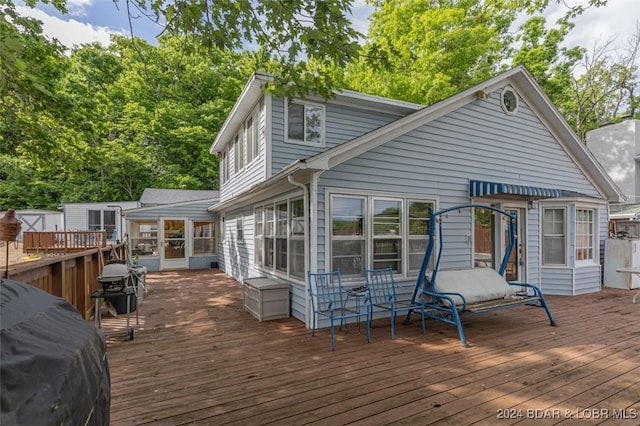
[288,174,311,329]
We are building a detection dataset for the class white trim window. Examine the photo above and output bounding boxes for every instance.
[542,207,566,265]
[236,216,244,243]
[245,106,261,164]
[254,197,306,279]
[286,100,324,145]
[329,194,434,277]
[193,221,216,255]
[220,149,229,184]
[372,198,402,272]
[331,196,366,276]
[289,199,305,279]
[575,208,595,262]
[265,205,275,268]
[254,207,264,265]
[276,202,288,272]
[407,200,431,272]
[131,220,158,257]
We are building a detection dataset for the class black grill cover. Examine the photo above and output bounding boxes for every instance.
[0,279,110,425]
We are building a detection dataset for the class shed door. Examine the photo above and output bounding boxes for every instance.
[160,218,188,270]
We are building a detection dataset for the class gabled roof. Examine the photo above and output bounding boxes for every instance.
[210,66,624,212]
[209,72,423,154]
[139,188,219,206]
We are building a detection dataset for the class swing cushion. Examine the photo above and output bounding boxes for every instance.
[431,268,516,306]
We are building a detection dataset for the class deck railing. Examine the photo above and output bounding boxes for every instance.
[2,244,126,320]
[22,231,108,254]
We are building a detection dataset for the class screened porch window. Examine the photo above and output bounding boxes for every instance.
[131,221,158,257]
[193,221,216,255]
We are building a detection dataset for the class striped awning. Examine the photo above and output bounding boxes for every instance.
[469,180,563,199]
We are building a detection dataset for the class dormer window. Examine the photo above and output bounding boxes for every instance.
[286,100,324,145]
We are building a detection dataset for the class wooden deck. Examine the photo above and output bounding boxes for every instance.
[104,270,640,425]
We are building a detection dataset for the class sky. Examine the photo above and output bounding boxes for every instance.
[14,0,640,60]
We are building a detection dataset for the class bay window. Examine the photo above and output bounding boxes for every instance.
[542,207,566,265]
[576,208,595,261]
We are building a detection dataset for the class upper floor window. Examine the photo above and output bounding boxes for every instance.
[542,207,566,265]
[286,101,324,145]
[220,149,229,183]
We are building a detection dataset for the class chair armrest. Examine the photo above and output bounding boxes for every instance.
[424,290,466,310]
[507,282,543,297]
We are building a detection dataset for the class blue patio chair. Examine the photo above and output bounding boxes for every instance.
[307,270,371,351]
[365,267,426,339]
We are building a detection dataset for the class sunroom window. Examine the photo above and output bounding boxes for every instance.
[193,221,216,255]
[254,198,305,279]
[131,221,158,257]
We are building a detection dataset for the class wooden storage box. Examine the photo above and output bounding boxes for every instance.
[243,277,290,321]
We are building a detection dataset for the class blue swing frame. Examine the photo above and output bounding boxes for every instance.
[408,204,556,347]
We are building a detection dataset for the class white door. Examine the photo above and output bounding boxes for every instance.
[160,218,189,270]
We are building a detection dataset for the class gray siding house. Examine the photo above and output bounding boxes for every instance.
[209,66,624,327]
[123,189,219,272]
[61,201,140,242]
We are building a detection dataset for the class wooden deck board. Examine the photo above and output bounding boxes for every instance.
[102,270,640,425]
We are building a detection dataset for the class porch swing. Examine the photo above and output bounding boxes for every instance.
[408,204,556,347]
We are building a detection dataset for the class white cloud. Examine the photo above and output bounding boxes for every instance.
[16,5,119,49]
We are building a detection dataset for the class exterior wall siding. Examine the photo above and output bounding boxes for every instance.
[63,201,139,231]
[219,100,267,202]
[315,91,604,290]
[540,268,574,295]
[270,98,403,174]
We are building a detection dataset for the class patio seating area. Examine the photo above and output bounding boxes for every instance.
[104,270,639,425]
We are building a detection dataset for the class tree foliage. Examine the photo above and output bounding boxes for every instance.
[2,0,639,212]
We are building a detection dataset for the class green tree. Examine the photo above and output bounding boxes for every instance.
[345,0,533,104]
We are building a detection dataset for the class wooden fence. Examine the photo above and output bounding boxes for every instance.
[2,244,125,320]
